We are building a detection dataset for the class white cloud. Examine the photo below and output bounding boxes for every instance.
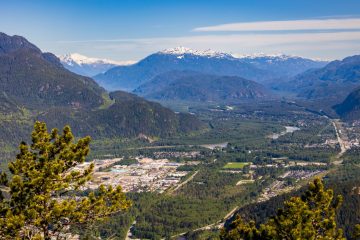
[55,31,360,46]
[193,18,360,32]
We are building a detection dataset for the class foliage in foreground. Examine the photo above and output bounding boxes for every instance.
[0,121,131,240]
[221,178,345,240]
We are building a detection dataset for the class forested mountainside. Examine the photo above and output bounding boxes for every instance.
[334,85,360,120]
[0,33,204,159]
[275,55,360,102]
[0,33,105,109]
[134,70,271,102]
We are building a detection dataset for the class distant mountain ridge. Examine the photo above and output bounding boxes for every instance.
[236,53,327,78]
[159,46,236,59]
[134,70,271,102]
[275,55,360,102]
[59,53,135,77]
[94,47,326,91]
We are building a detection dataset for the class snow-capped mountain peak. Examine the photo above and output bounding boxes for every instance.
[59,53,134,66]
[158,47,326,62]
[235,53,294,60]
[233,52,328,62]
[58,53,136,77]
[159,46,235,59]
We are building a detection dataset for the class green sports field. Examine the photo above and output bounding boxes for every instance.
[223,162,251,169]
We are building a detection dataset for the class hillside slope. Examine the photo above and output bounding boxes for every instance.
[134,71,271,102]
[36,91,203,138]
[0,33,204,153]
[334,86,360,120]
[0,33,105,109]
[277,55,360,102]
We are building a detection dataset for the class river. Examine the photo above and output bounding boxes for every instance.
[200,142,228,149]
[269,126,300,140]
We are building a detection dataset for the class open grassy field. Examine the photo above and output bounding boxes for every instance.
[223,162,251,169]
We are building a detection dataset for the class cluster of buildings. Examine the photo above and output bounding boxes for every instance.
[248,160,326,169]
[343,123,360,148]
[258,169,324,202]
[72,158,122,172]
[279,170,323,179]
[153,151,201,159]
[80,157,199,193]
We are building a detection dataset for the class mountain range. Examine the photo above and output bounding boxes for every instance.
[133,70,271,102]
[94,47,326,91]
[274,55,360,102]
[59,53,135,77]
[1,31,360,146]
[235,53,327,78]
[90,47,360,120]
[0,32,203,153]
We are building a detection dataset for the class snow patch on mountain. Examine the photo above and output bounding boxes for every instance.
[159,46,235,59]
[59,53,135,66]
[234,53,297,60]
[58,53,136,77]
[159,47,326,62]
[234,53,329,62]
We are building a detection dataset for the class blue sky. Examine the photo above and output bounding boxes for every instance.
[1,0,360,61]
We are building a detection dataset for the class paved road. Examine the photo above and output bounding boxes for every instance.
[168,171,199,195]
[331,119,349,164]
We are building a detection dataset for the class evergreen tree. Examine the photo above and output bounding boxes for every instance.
[353,224,360,239]
[0,121,131,239]
[221,178,345,240]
